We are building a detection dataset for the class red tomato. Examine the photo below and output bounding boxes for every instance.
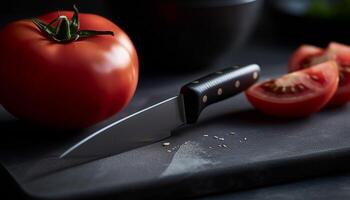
[325,42,350,106]
[288,42,350,107]
[0,8,138,128]
[245,61,339,117]
[288,45,324,72]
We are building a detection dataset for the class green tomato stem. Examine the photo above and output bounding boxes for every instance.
[32,5,114,43]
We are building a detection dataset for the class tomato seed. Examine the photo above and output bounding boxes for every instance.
[291,86,296,93]
[310,75,320,81]
[297,84,305,90]
[281,87,286,93]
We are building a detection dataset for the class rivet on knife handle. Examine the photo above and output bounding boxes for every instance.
[180,64,260,123]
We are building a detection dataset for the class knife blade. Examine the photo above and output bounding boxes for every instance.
[60,64,260,159]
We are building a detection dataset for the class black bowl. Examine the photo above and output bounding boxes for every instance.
[108,0,263,73]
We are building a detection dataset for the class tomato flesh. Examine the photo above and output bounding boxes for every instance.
[288,45,324,72]
[246,61,339,117]
[289,42,350,107]
[326,42,350,106]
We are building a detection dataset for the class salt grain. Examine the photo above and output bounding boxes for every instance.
[162,142,171,147]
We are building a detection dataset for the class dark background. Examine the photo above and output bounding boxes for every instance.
[1,0,350,74]
[2,0,350,44]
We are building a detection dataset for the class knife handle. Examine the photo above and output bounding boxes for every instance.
[180,64,260,123]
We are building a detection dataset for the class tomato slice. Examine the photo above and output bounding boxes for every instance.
[288,45,324,72]
[326,42,350,106]
[245,61,339,117]
[288,42,350,107]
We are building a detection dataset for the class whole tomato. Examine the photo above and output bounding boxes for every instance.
[0,6,138,128]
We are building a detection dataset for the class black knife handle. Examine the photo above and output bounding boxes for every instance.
[180,64,260,123]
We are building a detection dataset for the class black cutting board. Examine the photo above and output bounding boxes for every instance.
[1,45,350,199]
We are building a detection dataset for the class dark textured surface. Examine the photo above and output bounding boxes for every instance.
[202,173,350,200]
[1,43,350,199]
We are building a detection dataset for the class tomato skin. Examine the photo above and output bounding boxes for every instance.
[326,42,350,106]
[288,42,350,107]
[0,11,138,128]
[328,42,350,59]
[288,45,323,72]
[330,76,350,106]
[246,61,339,118]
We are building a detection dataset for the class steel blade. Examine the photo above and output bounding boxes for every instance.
[60,96,185,159]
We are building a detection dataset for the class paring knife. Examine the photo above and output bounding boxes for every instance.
[60,64,260,159]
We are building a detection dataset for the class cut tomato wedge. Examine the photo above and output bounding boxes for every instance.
[246,61,339,117]
[288,45,324,72]
[288,42,350,107]
[326,42,350,106]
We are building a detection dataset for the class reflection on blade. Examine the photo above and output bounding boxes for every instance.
[60,96,185,159]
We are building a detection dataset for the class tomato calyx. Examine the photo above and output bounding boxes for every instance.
[31,5,114,43]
